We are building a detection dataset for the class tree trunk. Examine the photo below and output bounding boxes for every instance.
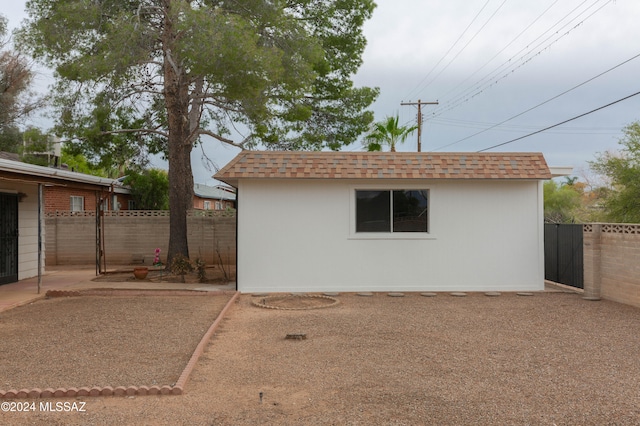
[163,7,194,267]
[166,123,193,266]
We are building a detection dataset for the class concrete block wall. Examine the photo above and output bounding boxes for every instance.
[45,211,236,267]
[45,215,97,265]
[584,224,640,308]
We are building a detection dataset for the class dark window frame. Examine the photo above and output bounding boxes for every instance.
[355,189,429,233]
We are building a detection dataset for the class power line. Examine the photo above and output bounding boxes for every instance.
[431,0,597,115]
[432,0,612,117]
[404,0,491,101]
[431,51,640,151]
[477,90,640,152]
[435,0,559,102]
[430,118,621,135]
[411,0,508,98]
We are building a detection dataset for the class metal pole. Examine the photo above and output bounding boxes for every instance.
[37,184,42,294]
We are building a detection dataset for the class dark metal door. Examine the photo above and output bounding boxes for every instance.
[0,193,19,285]
[544,223,583,289]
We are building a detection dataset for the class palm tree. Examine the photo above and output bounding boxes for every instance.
[564,176,579,186]
[365,115,418,152]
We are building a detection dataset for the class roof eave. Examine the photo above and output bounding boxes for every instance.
[549,166,574,178]
[0,158,126,188]
[213,151,552,181]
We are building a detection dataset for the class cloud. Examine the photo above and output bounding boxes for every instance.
[5,0,640,177]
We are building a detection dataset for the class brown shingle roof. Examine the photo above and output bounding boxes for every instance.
[214,151,551,186]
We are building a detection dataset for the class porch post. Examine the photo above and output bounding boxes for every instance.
[37,183,43,294]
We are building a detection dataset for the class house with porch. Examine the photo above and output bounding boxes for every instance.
[0,158,129,284]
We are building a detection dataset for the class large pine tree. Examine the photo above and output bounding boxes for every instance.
[18,0,378,263]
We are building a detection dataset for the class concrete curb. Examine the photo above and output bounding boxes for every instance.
[0,294,47,314]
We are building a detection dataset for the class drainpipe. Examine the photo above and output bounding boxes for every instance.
[235,186,238,292]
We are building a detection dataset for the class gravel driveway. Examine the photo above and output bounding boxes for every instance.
[2,290,640,425]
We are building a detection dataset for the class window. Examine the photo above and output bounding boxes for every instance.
[204,201,211,210]
[215,201,221,210]
[70,196,84,212]
[128,200,136,210]
[356,190,428,233]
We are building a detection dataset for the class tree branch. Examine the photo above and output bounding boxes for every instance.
[100,128,169,138]
[164,49,180,76]
[197,129,248,149]
[186,77,204,143]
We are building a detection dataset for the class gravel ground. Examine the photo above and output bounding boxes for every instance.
[0,294,232,390]
[2,291,640,425]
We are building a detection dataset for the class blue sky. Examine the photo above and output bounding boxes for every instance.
[5,0,640,185]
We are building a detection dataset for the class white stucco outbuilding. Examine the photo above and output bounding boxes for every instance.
[215,151,553,293]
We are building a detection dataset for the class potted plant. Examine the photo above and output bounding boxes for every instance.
[133,266,149,280]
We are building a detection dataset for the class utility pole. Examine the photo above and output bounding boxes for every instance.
[400,99,438,152]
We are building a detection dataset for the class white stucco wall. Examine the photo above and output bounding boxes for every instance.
[237,178,545,293]
[1,182,42,281]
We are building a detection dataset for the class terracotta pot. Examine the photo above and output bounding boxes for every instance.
[133,267,149,280]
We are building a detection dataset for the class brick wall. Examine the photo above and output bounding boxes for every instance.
[112,193,132,210]
[193,197,205,210]
[45,186,101,212]
[583,224,640,308]
[45,210,236,267]
[193,196,235,210]
[44,186,133,212]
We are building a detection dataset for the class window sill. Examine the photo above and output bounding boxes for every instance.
[348,233,438,240]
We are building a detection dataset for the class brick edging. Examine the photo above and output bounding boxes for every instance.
[45,288,236,298]
[252,294,340,310]
[0,290,239,399]
[175,291,240,389]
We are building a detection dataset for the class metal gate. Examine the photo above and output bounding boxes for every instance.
[544,223,583,289]
[0,193,19,285]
